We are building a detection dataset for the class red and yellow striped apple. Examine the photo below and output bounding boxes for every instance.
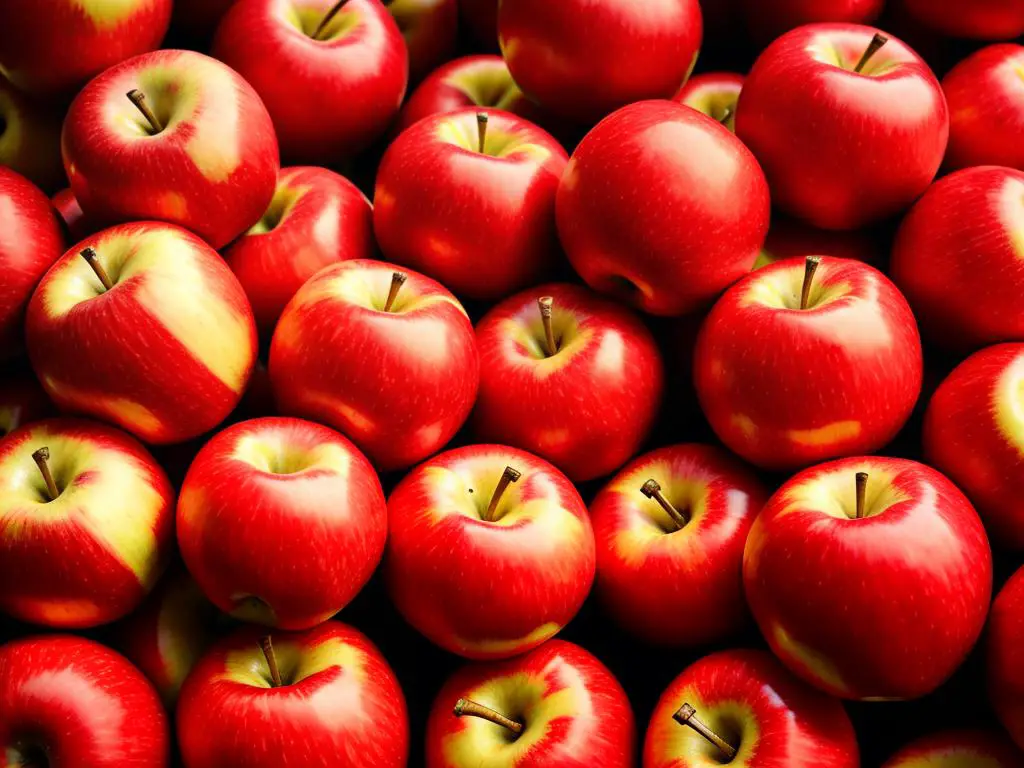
[675,72,743,132]
[386,0,458,83]
[989,565,1024,751]
[0,78,63,193]
[882,729,1024,767]
[0,372,54,437]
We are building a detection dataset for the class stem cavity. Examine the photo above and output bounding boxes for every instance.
[81,247,113,291]
[538,296,557,357]
[453,698,524,735]
[312,0,348,40]
[32,447,58,501]
[477,112,489,154]
[384,271,407,313]
[260,635,283,688]
[673,703,738,761]
[854,33,889,74]
[641,479,689,530]
[800,255,821,310]
[126,89,163,134]
[484,465,521,522]
[855,472,868,520]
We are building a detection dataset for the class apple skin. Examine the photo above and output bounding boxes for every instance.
[270,259,479,471]
[223,166,375,338]
[890,166,1024,351]
[754,214,879,269]
[0,417,174,628]
[498,0,703,124]
[924,344,1024,551]
[591,444,767,647]
[990,566,1024,752]
[213,0,408,164]
[427,639,635,768]
[740,0,884,41]
[675,72,743,132]
[51,187,96,242]
[882,729,1024,767]
[178,621,408,768]
[0,0,171,97]
[385,444,596,660]
[744,456,992,700]
[901,0,1024,40]
[0,635,170,768]
[473,283,664,482]
[0,78,64,193]
[643,649,859,768]
[736,23,948,230]
[177,416,387,630]
[26,222,258,445]
[0,372,54,437]
[557,100,770,317]
[375,108,567,301]
[695,257,922,470]
[0,168,65,362]
[387,0,458,83]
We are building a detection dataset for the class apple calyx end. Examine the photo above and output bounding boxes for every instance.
[854,33,889,74]
[453,697,524,735]
[672,702,738,761]
[484,465,522,522]
[31,446,59,502]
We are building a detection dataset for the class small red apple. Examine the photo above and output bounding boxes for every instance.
[882,729,1024,767]
[675,71,743,132]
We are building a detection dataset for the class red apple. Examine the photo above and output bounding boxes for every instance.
[223,165,374,337]
[27,222,258,444]
[386,444,595,659]
[740,0,885,41]
[901,0,1024,40]
[460,0,498,47]
[643,649,859,767]
[891,166,1024,351]
[178,416,387,629]
[744,456,992,700]
[0,417,174,627]
[675,71,743,132]
[0,635,169,767]
[882,729,1024,767]
[473,283,663,481]
[498,0,703,124]
[0,0,172,97]
[990,566,1024,751]
[213,0,408,164]
[0,168,64,361]
[427,639,634,768]
[375,109,567,301]
[736,24,948,230]
[51,187,95,242]
[0,78,64,193]
[0,372,53,437]
[754,214,879,269]
[557,100,770,316]
[270,259,478,470]
[178,621,408,768]
[386,0,458,83]
[924,344,1024,551]
[591,444,767,647]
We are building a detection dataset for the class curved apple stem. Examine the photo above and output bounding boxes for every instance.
[477,112,489,154]
[126,89,163,134]
[384,271,407,313]
[81,247,113,292]
[538,296,557,357]
[454,698,524,735]
[854,33,889,74]
[673,703,737,761]
[484,465,521,522]
[855,472,868,520]
[312,0,348,40]
[641,479,689,530]
[260,635,283,687]
[31,447,58,501]
[718,106,733,125]
[800,255,821,310]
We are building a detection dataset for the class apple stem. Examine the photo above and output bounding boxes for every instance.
[718,106,733,125]
[673,703,737,761]
[799,255,821,310]
[384,271,407,312]
[640,479,689,530]
[80,247,114,292]
[312,0,348,40]
[476,112,489,154]
[484,465,522,522]
[855,472,868,520]
[126,89,163,134]
[854,33,889,74]
[260,635,283,688]
[454,698,524,735]
[31,447,58,502]
[538,296,558,356]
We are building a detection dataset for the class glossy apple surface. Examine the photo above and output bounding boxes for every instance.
[754,215,879,269]
[737,23,948,230]
[740,0,884,40]
[387,0,458,82]
[557,100,770,316]
[386,444,595,659]
[902,0,1024,39]
[0,78,63,193]
[989,566,1024,751]
[0,372,53,437]
[427,640,634,768]
[473,283,663,481]
[675,72,743,132]
[882,729,1024,767]
[27,222,258,444]
[744,457,992,700]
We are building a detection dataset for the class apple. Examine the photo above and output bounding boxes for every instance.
[213,0,408,164]
[26,222,258,444]
[460,0,498,47]
[643,649,859,767]
[591,444,767,647]
[0,417,174,627]
[557,100,770,316]
[223,165,374,337]
[740,0,884,41]
[0,634,169,767]
[891,166,1024,351]
[270,259,478,470]
[375,108,567,301]
[385,444,595,659]
[386,0,458,83]
[754,214,879,270]
[427,639,635,767]
[51,187,95,242]
[178,621,408,767]
[736,24,948,230]
[744,456,992,700]
[989,565,1024,751]
[675,72,743,132]
[901,0,1024,40]
[0,167,64,362]
[0,78,64,193]
[0,0,172,97]
[0,372,54,437]
[498,0,703,124]
[472,283,663,481]
[924,344,1024,551]
[882,729,1024,767]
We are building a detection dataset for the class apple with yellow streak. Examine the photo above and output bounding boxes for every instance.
[0,417,174,627]
[61,49,279,249]
[26,222,258,444]
[882,729,1024,768]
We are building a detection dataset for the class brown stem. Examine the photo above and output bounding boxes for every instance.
[260,636,282,687]
[81,247,113,291]
[538,296,557,356]
[855,472,868,520]
[312,0,348,40]
[384,271,407,312]
[673,703,737,761]
[126,89,163,134]
[485,465,521,522]
[641,479,689,530]
[476,112,489,154]
[854,33,889,74]
[718,105,733,125]
[31,447,58,501]
[800,255,821,310]
[454,698,524,735]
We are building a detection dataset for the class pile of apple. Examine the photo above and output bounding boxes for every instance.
[2,0,1024,765]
